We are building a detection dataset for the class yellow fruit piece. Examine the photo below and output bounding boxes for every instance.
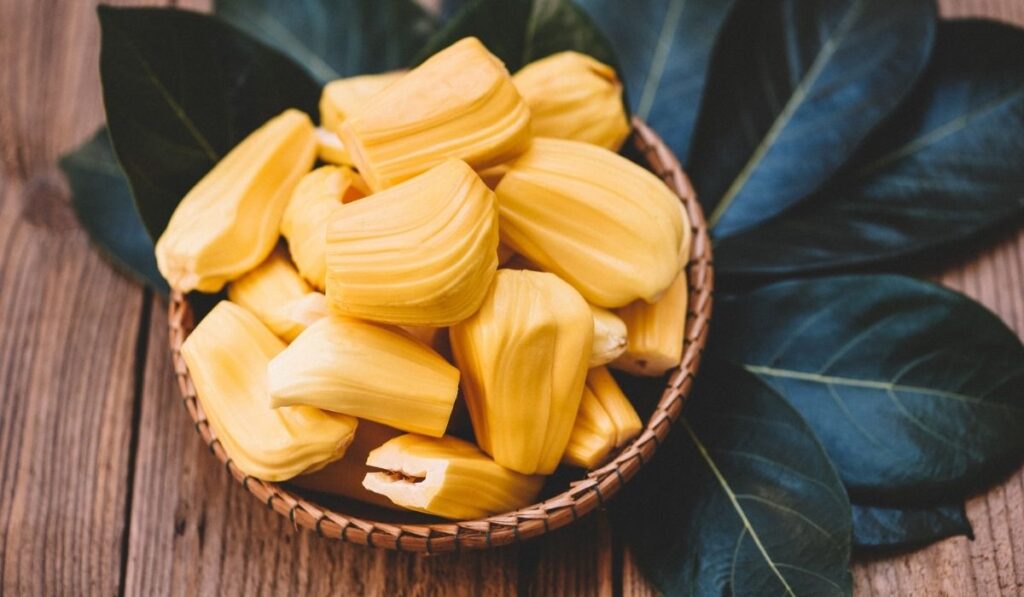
[226,246,312,341]
[496,137,686,308]
[281,165,367,289]
[326,159,499,326]
[291,420,404,509]
[281,292,330,330]
[363,434,544,519]
[319,71,405,133]
[450,269,593,474]
[513,51,630,151]
[495,137,687,303]
[589,305,627,367]
[562,386,617,469]
[180,301,357,481]
[563,367,642,468]
[339,37,531,191]
[586,366,642,447]
[155,109,317,293]
[316,127,351,165]
[613,269,688,376]
[267,316,460,437]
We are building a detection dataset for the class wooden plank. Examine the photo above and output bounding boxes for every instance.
[122,306,520,596]
[0,178,145,595]
[521,513,615,596]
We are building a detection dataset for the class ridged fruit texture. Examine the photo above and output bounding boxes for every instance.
[613,269,688,376]
[363,434,544,519]
[513,51,629,151]
[155,109,316,292]
[326,159,499,326]
[281,165,367,290]
[320,71,405,134]
[227,246,312,341]
[496,137,686,308]
[339,37,531,191]
[588,304,628,367]
[450,269,593,475]
[180,301,357,481]
[266,316,460,437]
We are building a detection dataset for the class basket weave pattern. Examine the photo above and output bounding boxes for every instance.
[168,119,714,552]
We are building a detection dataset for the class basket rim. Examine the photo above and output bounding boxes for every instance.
[167,117,714,552]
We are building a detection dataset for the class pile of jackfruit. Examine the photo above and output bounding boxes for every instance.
[157,38,691,520]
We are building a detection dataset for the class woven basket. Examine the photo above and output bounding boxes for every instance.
[167,118,713,552]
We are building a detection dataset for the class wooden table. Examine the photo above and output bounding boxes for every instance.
[1,1,1022,594]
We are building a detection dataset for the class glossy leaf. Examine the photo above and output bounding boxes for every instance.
[416,0,617,73]
[216,0,436,84]
[715,20,1024,277]
[98,6,320,239]
[60,129,168,295]
[687,0,936,237]
[852,502,971,551]
[614,359,852,596]
[713,275,1024,500]
[575,0,733,163]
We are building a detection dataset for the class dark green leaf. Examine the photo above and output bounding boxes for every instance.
[715,20,1024,277]
[687,0,936,237]
[416,0,617,73]
[60,128,168,295]
[575,0,734,163]
[216,0,436,83]
[713,275,1024,500]
[852,501,971,551]
[614,359,852,596]
[99,6,320,239]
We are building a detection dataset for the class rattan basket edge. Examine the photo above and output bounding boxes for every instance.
[167,117,714,553]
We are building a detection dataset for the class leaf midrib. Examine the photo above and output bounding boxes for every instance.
[851,84,1024,180]
[680,417,798,596]
[113,21,220,163]
[708,0,865,229]
[744,364,1021,409]
[636,0,687,119]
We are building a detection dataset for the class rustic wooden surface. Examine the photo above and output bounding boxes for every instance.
[0,0,1021,595]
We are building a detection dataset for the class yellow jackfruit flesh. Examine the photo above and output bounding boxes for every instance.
[281,292,330,331]
[339,37,531,191]
[562,386,617,469]
[450,269,593,475]
[495,137,686,308]
[281,165,367,290]
[613,269,689,376]
[319,71,405,133]
[155,109,317,293]
[180,301,357,481]
[513,51,630,151]
[267,316,460,437]
[226,246,312,341]
[586,366,642,447]
[325,159,499,326]
[316,127,351,165]
[589,305,628,367]
[291,420,404,509]
[563,367,642,468]
[363,434,544,519]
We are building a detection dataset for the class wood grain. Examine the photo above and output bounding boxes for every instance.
[0,0,1021,595]
[0,0,151,594]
